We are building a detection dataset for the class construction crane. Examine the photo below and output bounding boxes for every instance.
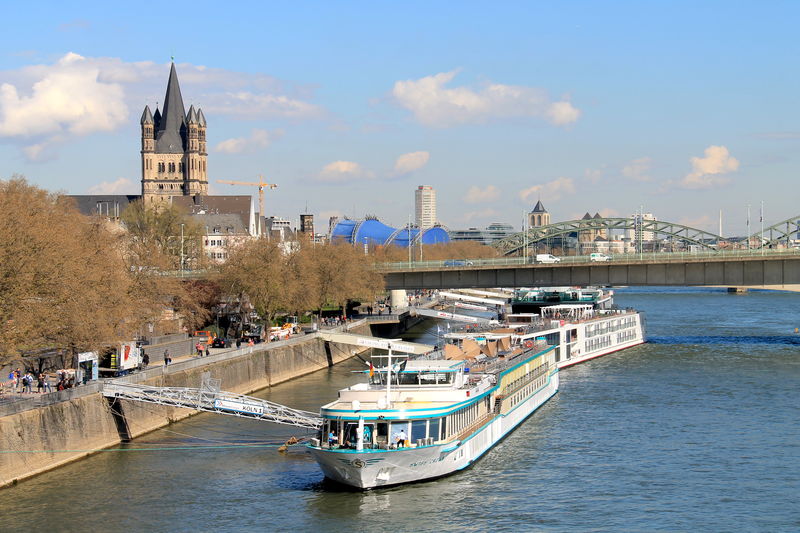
[217,175,278,219]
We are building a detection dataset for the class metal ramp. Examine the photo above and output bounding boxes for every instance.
[410,307,497,324]
[103,374,322,429]
[317,331,434,354]
[439,291,506,307]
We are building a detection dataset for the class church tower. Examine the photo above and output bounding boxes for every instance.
[141,62,208,205]
[528,200,550,228]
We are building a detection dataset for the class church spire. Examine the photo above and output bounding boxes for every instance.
[155,62,186,153]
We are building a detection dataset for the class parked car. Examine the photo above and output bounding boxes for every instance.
[535,254,561,263]
[212,337,231,348]
[443,259,474,267]
[590,253,612,262]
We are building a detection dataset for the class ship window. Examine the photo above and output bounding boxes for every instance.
[429,418,440,440]
[390,422,410,444]
[411,420,427,443]
[398,372,418,385]
[376,422,388,444]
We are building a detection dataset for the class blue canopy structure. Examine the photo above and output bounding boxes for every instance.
[330,217,450,247]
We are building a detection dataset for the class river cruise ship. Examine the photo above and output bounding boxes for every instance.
[445,304,644,368]
[307,340,558,489]
[511,286,613,313]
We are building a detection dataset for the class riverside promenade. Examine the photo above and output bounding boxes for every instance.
[0,315,409,488]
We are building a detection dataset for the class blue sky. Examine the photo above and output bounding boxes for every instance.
[1,1,798,235]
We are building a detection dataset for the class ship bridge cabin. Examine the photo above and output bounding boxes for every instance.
[318,358,498,452]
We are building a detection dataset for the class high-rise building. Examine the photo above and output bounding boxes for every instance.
[415,185,436,229]
[300,214,314,235]
[626,212,657,242]
[140,62,208,206]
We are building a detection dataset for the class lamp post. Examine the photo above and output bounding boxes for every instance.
[180,223,185,278]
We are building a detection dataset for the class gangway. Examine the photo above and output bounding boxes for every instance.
[317,331,433,355]
[453,301,489,311]
[439,291,505,307]
[103,378,322,430]
[457,288,512,300]
[410,307,497,324]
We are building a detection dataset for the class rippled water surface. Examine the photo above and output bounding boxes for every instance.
[3,288,799,532]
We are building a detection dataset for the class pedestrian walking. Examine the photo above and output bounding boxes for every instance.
[196,343,203,357]
[205,346,210,357]
[37,373,45,394]
[142,353,150,369]
[163,349,171,366]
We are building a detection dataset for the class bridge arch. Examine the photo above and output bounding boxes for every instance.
[494,217,724,256]
[752,215,800,248]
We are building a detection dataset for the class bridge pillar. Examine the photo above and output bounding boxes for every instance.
[390,289,407,309]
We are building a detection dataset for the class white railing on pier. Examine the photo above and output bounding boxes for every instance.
[103,380,322,430]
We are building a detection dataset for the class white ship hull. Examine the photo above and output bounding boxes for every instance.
[308,371,558,489]
[514,310,646,370]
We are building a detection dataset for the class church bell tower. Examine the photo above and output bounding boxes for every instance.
[141,61,208,205]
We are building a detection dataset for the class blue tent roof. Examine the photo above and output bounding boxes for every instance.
[330,218,450,247]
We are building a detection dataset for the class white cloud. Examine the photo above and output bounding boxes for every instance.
[622,156,653,182]
[214,128,284,154]
[463,185,501,204]
[316,160,374,183]
[393,151,430,175]
[598,208,620,218]
[204,92,322,120]
[680,145,739,189]
[584,167,604,183]
[518,177,576,203]
[0,52,128,139]
[87,177,137,194]
[392,70,580,128]
[0,53,325,160]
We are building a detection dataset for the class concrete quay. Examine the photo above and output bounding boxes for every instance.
[0,316,422,489]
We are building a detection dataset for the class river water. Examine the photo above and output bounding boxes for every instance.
[3,288,799,532]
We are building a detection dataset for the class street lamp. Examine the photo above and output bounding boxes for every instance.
[180,223,185,277]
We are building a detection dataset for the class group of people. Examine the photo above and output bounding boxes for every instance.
[194,343,210,357]
[3,368,68,395]
[321,315,348,327]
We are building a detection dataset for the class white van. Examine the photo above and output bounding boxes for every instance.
[590,253,612,262]
[535,254,561,263]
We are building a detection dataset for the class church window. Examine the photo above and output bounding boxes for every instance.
[178,162,183,173]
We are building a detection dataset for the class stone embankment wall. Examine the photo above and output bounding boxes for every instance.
[0,326,369,488]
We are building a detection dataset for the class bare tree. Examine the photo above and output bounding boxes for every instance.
[0,178,150,364]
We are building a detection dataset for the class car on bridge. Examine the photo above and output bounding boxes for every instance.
[590,253,612,262]
[535,254,561,263]
[443,259,474,267]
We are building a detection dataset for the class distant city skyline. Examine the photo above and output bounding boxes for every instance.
[1,1,798,235]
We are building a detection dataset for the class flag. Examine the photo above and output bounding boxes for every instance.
[369,362,374,379]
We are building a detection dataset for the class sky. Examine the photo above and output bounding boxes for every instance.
[1,0,798,236]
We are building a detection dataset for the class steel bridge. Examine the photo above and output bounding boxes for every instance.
[494,216,800,255]
[103,378,322,430]
[379,250,800,291]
